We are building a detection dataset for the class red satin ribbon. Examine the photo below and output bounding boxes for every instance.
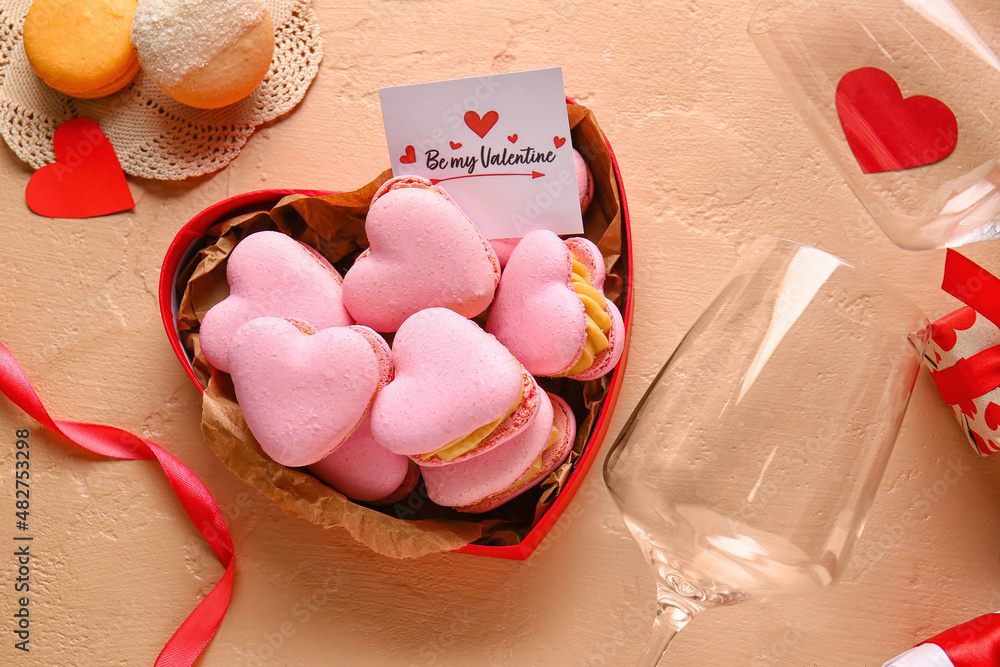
[930,249,1000,404]
[0,341,234,666]
[923,612,1000,667]
[933,347,1000,406]
[941,250,1000,327]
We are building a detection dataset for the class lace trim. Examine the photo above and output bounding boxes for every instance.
[0,0,322,180]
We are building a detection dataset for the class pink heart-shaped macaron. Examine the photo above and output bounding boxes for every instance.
[199,230,354,373]
[486,229,623,380]
[370,307,539,465]
[309,415,419,504]
[421,391,577,513]
[342,176,500,332]
[228,318,389,468]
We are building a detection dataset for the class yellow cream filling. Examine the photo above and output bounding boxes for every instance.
[511,427,559,487]
[564,257,612,376]
[421,383,523,462]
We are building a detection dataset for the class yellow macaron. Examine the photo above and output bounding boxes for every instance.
[23,0,139,99]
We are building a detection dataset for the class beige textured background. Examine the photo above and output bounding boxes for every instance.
[0,1,998,665]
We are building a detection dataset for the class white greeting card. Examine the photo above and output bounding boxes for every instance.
[379,67,583,239]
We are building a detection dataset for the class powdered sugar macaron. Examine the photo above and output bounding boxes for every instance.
[486,229,624,381]
[422,392,576,513]
[309,416,420,505]
[228,317,393,468]
[130,0,274,109]
[199,230,354,373]
[342,176,501,332]
[370,307,540,467]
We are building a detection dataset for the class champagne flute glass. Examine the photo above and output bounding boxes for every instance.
[603,238,929,665]
[749,0,1000,250]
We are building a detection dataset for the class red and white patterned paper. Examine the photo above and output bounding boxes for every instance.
[923,250,1000,456]
[925,305,1000,455]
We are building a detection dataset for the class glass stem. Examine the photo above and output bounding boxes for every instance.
[636,584,702,666]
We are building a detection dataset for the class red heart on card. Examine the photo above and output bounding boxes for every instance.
[930,306,978,352]
[449,141,462,150]
[508,134,518,143]
[25,118,133,219]
[464,110,499,138]
[985,402,1000,431]
[399,145,417,164]
[554,136,566,149]
[835,67,958,174]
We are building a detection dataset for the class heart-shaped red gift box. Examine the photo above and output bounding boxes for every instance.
[158,102,632,560]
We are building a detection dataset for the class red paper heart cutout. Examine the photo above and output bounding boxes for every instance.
[464,110,499,138]
[399,145,417,164]
[25,118,134,219]
[985,402,1000,431]
[835,67,958,174]
[449,141,462,150]
[554,136,566,149]
[930,306,977,352]
[508,134,518,143]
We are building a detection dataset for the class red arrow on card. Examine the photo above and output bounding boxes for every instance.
[430,171,544,185]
